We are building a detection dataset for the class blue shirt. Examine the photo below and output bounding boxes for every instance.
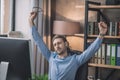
[31,26,103,80]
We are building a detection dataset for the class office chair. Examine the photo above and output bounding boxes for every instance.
[70,50,88,80]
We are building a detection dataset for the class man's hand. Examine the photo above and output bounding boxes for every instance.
[29,12,37,27]
[98,22,107,35]
[98,22,107,38]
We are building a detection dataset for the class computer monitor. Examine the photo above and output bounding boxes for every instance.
[0,37,32,80]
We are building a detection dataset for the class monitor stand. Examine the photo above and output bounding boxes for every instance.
[0,61,9,80]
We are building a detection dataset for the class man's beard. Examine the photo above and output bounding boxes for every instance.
[56,48,66,55]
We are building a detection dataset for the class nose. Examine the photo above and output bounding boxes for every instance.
[55,44,59,48]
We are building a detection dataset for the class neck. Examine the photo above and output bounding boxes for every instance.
[58,51,68,59]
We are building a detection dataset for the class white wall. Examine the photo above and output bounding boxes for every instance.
[15,0,32,39]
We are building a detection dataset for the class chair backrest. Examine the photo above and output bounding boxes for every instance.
[70,50,88,80]
[75,62,88,80]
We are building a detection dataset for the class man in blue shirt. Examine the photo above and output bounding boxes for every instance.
[29,12,107,80]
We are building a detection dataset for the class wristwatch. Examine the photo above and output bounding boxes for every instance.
[98,33,105,38]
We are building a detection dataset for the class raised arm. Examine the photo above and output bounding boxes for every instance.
[29,12,37,27]
[29,12,51,61]
[76,22,107,66]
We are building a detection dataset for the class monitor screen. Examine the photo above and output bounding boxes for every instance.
[0,37,32,80]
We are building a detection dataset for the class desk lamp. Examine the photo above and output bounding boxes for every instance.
[53,20,80,35]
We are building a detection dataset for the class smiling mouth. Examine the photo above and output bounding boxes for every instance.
[56,49,61,52]
[57,47,62,51]
[56,48,62,53]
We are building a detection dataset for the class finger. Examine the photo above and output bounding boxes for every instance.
[100,22,107,28]
[30,11,37,15]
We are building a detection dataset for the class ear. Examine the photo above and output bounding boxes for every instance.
[65,41,69,47]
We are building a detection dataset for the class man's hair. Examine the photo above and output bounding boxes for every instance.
[52,35,67,42]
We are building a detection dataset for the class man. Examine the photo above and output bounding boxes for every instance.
[29,11,107,80]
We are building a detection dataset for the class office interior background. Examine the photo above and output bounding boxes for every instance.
[0,0,120,80]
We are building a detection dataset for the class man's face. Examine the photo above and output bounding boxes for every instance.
[53,38,67,55]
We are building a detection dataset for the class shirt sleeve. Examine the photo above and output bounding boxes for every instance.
[31,26,51,61]
[75,38,103,66]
